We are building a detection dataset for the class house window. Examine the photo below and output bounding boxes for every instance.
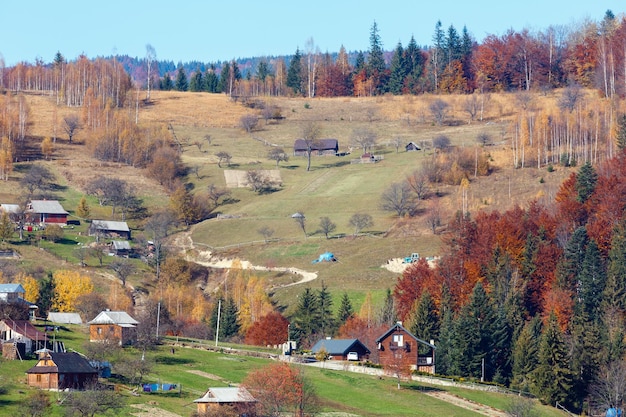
[36,375,41,382]
[97,328,102,335]
[393,334,403,346]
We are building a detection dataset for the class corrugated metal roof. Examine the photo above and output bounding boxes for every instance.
[29,200,68,214]
[194,387,256,403]
[88,310,138,325]
[47,312,83,324]
[111,240,131,250]
[310,338,370,355]
[0,283,25,293]
[91,220,130,232]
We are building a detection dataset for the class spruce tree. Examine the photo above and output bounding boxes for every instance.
[160,73,174,90]
[378,288,396,326]
[354,51,366,73]
[221,297,240,339]
[367,21,386,93]
[490,308,513,384]
[336,292,354,324]
[175,66,188,91]
[511,317,542,392]
[532,312,574,407]
[204,65,218,93]
[407,290,439,354]
[189,70,203,92]
[434,285,454,375]
[576,239,606,319]
[555,226,588,291]
[217,62,230,93]
[317,282,335,337]
[292,287,320,345]
[286,48,303,96]
[404,36,424,93]
[575,162,597,203]
[388,42,406,95]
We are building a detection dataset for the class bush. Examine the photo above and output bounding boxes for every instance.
[42,224,63,242]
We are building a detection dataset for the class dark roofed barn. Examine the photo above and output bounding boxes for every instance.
[26,351,98,390]
[293,139,339,156]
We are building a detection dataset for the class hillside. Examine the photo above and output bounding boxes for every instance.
[2,90,576,313]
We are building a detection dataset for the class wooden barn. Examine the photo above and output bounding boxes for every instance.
[88,310,138,346]
[194,387,256,415]
[376,322,436,374]
[28,200,68,226]
[26,351,98,390]
[89,220,131,240]
[293,138,339,156]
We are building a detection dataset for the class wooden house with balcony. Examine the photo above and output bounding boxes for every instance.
[375,322,436,374]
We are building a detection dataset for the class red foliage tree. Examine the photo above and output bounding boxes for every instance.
[393,258,440,321]
[245,311,290,346]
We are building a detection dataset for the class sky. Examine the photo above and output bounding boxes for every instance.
[2,1,625,66]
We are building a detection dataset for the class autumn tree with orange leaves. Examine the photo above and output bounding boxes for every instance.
[243,362,319,417]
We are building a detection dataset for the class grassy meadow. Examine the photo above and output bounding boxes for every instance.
[0,323,568,417]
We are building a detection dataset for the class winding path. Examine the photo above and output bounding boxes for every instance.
[171,229,319,287]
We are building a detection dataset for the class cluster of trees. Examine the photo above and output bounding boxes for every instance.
[391,150,626,412]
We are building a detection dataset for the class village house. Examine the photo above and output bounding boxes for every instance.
[26,351,98,390]
[28,200,69,226]
[310,338,371,361]
[88,310,138,345]
[376,322,436,374]
[109,240,131,257]
[405,141,421,152]
[0,319,49,356]
[293,138,339,156]
[89,220,131,240]
[193,386,256,416]
[0,283,38,320]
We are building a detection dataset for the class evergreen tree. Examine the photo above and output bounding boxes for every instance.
[353,51,366,73]
[189,70,203,92]
[570,312,607,407]
[367,21,386,77]
[434,285,454,375]
[217,62,230,93]
[575,162,597,203]
[317,282,335,337]
[336,292,354,324]
[221,297,240,338]
[531,312,574,407]
[160,73,174,90]
[292,287,320,346]
[512,317,542,392]
[257,59,271,83]
[460,26,474,79]
[286,48,303,96]
[388,42,406,95]
[407,290,439,354]
[576,239,607,319]
[378,288,396,326]
[204,65,218,93]
[490,308,513,384]
[450,282,495,379]
[175,66,188,91]
[555,226,588,292]
[404,35,424,93]
[38,272,55,316]
[604,219,626,358]
[431,20,446,91]
[446,24,462,64]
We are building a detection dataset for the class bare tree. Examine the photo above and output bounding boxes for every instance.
[257,226,275,243]
[144,210,176,281]
[292,212,307,238]
[558,83,583,112]
[318,217,336,239]
[515,91,534,111]
[380,183,414,217]
[432,135,451,152]
[300,122,322,172]
[391,136,404,153]
[477,132,492,147]
[63,384,125,417]
[110,258,136,287]
[73,246,88,267]
[246,170,280,194]
[207,183,231,208]
[63,114,80,143]
[351,127,377,154]
[429,99,449,126]
[425,197,443,234]
[215,151,232,168]
[588,360,626,416]
[267,147,289,167]
[20,164,55,198]
[349,213,373,236]
[405,169,430,201]
[463,94,480,123]
[240,114,259,133]
[145,44,156,101]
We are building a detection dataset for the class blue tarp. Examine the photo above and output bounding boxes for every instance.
[312,252,336,263]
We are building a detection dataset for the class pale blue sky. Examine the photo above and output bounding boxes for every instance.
[2,1,624,66]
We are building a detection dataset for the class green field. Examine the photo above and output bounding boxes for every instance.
[0,324,567,417]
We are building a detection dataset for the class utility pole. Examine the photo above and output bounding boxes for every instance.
[215,299,221,347]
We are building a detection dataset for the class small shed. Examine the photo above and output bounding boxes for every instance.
[310,338,371,361]
[88,310,138,346]
[110,240,131,257]
[26,351,98,390]
[89,220,131,240]
[405,142,421,152]
[194,386,256,415]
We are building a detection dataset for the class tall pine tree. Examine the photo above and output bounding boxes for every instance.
[287,48,303,96]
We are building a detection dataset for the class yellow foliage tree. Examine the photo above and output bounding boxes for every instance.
[16,272,39,304]
[52,270,94,312]
[237,275,273,333]
[107,282,133,312]
[0,137,14,181]
[41,136,53,160]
